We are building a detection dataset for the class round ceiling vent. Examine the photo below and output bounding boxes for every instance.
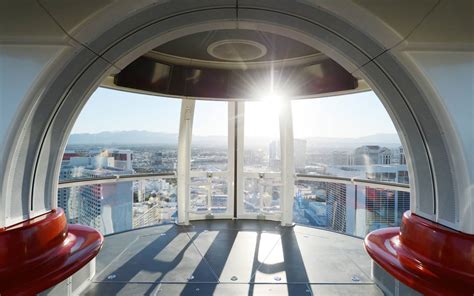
[207,39,267,62]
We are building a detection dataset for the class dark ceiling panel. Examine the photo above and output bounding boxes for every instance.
[115,56,358,99]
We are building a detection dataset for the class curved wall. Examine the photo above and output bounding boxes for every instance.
[0,0,472,233]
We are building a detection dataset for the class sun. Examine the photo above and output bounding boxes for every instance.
[259,91,284,115]
[244,89,287,138]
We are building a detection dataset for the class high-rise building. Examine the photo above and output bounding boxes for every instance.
[391,146,406,165]
[78,168,133,234]
[57,149,134,234]
[107,149,133,170]
[299,144,410,237]
[353,145,394,165]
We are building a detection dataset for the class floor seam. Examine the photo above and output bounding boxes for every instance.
[93,236,140,280]
[185,230,222,283]
[88,221,379,294]
[249,233,284,282]
[339,247,374,282]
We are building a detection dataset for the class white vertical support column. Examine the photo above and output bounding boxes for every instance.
[235,102,246,218]
[227,102,237,218]
[177,99,195,225]
[279,99,295,226]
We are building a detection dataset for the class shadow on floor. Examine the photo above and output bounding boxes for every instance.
[83,220,378,295]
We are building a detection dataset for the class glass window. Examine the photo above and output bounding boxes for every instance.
[191,101,228,171]
[242,100,282,214]
[243,176,281,213]
[292,92,403,178]
[292,91,410,237]
[190,175,229,214]
[190,100,229,214]
[243,101,281,172]
[58,88,181,234]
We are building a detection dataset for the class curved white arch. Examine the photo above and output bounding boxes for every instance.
[0,0,472,233]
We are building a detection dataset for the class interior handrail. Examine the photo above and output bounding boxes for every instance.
[58,172,176,188]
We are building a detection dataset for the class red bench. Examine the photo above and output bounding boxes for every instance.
[365,211,474,296]
[0,208,103,295]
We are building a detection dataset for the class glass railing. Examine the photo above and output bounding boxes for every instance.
[189,171,230,215]
[58,172,410,237]
[242,172,282,215]
[294,174,410,237]
[58,172,177,235]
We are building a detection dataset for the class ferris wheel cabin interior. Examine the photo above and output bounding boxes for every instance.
[0,1,473,295]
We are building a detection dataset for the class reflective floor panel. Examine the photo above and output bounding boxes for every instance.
[82,220,382,295]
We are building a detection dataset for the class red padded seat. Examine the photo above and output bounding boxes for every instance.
[0,208,103,296]
[365,211,474,296]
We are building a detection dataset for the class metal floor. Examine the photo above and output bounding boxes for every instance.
[82,220,383,296]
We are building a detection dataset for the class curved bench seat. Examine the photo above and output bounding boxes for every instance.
[365,211,474,296]
[0,208,103,296]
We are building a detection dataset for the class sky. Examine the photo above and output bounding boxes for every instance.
[72,87,397,138]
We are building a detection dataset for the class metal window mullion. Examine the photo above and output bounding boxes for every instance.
[177,99,195,225]
[279,100,295,226]
[228,102,236,218]
[235,102,245,218]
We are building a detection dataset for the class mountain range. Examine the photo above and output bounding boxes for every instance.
[68,130,401,148]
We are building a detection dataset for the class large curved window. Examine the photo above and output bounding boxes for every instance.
[58,88,180,234]
[292,92,410,236]
[58,87,411,238]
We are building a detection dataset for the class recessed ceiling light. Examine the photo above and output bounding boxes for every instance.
[207,39,267,62]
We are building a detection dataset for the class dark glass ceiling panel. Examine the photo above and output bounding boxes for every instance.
[115,56,358,99]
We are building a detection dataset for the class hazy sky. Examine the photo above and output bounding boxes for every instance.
[72,87,397,138]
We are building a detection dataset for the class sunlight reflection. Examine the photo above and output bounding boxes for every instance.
[153,233,190,262]
[151,231,208,282]
[254,232,287,282]
[245,101,280,138]
[193,230,219,255]
[261,93,284,115]
[219,231,258,282]
[257,233,283,264]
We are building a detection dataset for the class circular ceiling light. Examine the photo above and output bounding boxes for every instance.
[207,39,267,62]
